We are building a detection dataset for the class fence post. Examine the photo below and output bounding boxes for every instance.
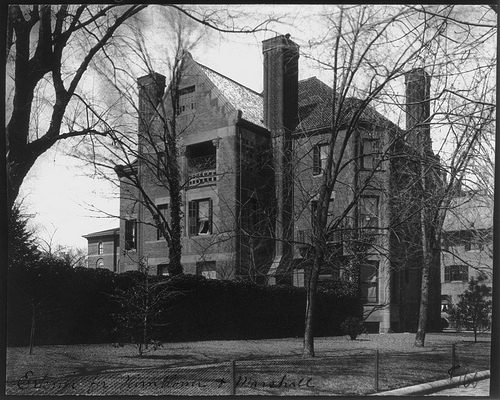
[230,360,236,395]
[374,350,379,392]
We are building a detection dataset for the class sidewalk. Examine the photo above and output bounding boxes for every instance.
[371,370,490,397]
[426,378,489,396]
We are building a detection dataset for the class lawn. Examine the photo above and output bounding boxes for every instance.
[6,331,491,396]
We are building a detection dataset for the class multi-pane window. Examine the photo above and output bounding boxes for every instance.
[125,219,137,251]
[361,138,381,170]
[188,199,212,236]
[359,196,379,228]
[444,265,468,282]
[97,242,103,255]
[313,144,329,175]
[156,204,169,241]
[177,85,196,115]
[361,260,379,303]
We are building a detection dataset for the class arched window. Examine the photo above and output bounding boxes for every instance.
[97,242,103,255]
[96,258,104,268]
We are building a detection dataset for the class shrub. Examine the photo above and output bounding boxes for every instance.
[341,316,366,340]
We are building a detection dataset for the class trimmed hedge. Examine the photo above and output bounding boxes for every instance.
[7,263,361,346]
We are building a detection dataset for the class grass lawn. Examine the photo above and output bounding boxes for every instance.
[6,331,490,396]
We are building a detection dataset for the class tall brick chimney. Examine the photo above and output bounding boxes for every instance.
[405,68,442,332]
[262,34,299,283]
[262,34,299,132]
[137,72,166,134]
[404,68,431,152]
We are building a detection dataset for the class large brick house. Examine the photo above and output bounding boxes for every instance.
[108,34,441,333]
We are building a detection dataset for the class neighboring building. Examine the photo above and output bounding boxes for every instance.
[113,34,441,333]
[441,192,493,309]
[82,228,120,272]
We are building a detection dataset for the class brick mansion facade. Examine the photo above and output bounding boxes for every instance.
[85,35,444,333]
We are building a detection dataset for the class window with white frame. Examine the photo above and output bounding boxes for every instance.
[97,242,103,255]
[188,199,212,236]
[444,265,468,282]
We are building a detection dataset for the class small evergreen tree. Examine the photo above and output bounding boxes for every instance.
[8,204,40,269]
[447,276,492,342]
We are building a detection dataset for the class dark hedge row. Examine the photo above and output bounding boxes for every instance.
[7,262,361,346]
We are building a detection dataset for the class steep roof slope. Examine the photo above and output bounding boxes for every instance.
[197,63,265,128]
[294,77,399,133]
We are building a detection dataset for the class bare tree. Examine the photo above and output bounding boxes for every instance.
[6,5,148,211]
[296,4,496,356]
[5,4,280,214]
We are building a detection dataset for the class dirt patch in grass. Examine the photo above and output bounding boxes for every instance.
[6,332,491,396]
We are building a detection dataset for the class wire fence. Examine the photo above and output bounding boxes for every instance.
[6,342,490,396]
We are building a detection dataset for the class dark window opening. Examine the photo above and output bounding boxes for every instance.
[361,260,379,303]
[186,141,217,187]
[197,261,217,279]
[361,138,381,170]
[125,219,137,251]
[177,85,196,115]
[359,196,379,229]
[156,204,169,241]
[313,144,329,176]
[157,263,170,276]
[157,152,166,179]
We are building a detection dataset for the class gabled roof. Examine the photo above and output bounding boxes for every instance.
[82,228,119,239]
[196,62,265,128]
[444,193,493,232]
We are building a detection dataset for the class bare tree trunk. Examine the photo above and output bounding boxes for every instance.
[415,155,430,347]
[168,165,183,275]
[29,307,35,355]
[303,253,322,358]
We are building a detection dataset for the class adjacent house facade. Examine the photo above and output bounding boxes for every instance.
[82,227,120,272]
[441,192,493,310]
[91,34,442,333]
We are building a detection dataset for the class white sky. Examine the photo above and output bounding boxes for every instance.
[15,4,495,251]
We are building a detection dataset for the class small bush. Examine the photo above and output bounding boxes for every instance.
[341,316,365,340]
